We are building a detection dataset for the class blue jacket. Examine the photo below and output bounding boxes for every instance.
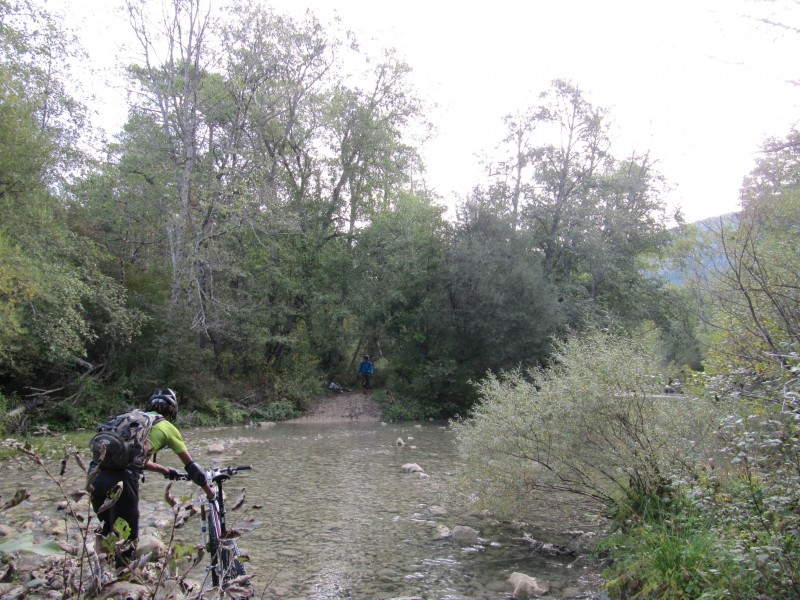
[359,360,374,375]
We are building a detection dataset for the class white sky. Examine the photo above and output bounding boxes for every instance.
[59,0,800,223]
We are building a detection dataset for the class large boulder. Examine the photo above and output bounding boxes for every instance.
[508,572,549,599]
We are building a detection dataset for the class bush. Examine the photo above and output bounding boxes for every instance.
[0,391,6,436]
[257,399,298,422]
[374,390,436,422]
[600,393,800,598]
[449,328,726,516]
[271,370,320,414]
[184,395,249,426]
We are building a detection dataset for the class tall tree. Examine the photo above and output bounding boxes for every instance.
[518,79,612,280]
[351,193,455,409]
[447,188,560,373]
[321,54,425,242]
[125,0,217,342]
[483,80,670,327]
[0,0,142,417]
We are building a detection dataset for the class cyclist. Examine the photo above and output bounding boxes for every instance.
[88,388,215,567]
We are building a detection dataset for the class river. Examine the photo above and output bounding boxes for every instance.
[1,421,607,599]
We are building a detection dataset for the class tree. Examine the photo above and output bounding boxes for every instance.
[351,193,456,412]
[0,1,142,420]
[320,54,425,242]
[486,80,671,315]
[697,129,800,402]
[447,188,560,373]
[516,80,612,280]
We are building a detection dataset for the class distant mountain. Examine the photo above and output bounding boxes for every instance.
[655,212,739,286]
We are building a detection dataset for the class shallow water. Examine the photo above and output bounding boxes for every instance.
[1,421,605,599]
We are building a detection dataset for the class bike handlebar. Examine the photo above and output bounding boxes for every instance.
[212,465,253,475]
[165,465,253,481]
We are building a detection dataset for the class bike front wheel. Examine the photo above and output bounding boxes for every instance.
[218,539,247,584]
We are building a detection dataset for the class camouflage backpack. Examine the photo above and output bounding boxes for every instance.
[90,410,163,470]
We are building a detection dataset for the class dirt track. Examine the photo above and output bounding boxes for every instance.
[285,390,383,423]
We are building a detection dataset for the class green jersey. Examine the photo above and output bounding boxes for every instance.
[148,413,188,455]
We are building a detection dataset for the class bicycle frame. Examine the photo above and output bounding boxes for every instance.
[198,465,252,588]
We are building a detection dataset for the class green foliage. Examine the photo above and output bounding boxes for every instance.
[0,1,679,436]
[186,396,249,426]
[448,193,560,373]
[34,377,130,431]
[684,133,800,393]
[599,512,730,599]
[374,390,436,422]
[0,391,6,436]
[598,396,800,598]
[256,399,298,422]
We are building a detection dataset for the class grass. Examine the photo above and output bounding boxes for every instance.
[599,512,729,599]
[0,430,94,461]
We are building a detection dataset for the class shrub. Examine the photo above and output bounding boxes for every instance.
[600,391,800,598]
[374,390,436,422]
[272,370,320,413]
[258,399,298,422]
[449,328,726,517]
[184,396,249,426]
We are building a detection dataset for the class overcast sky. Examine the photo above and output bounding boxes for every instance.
[61,0,800,223]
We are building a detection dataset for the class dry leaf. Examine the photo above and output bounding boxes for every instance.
[0,489,30,510]
[230,489,246,511]
[96,480,123,514]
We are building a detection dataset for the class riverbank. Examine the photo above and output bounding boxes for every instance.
[286,389,383,423]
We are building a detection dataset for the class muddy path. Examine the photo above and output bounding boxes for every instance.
[285,390,383,423]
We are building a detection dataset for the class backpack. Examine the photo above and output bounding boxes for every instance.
[90,410,163,471]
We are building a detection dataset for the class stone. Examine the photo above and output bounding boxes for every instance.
[451,525,479,543]
[207,443,225,454]
[0,523,17,537]
[136,534,167,561]
[434,525,451,539]
[98,581,150,599]
[400,463,423,473]
[508,572,549,599]
[396,437,406,446]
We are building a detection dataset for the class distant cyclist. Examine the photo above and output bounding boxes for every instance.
[359,354,374,389]
[88,388,215,568]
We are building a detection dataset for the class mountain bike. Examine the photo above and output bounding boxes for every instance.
[174,465,253,588]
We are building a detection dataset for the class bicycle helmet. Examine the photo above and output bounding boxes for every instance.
[146,387,178,421]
